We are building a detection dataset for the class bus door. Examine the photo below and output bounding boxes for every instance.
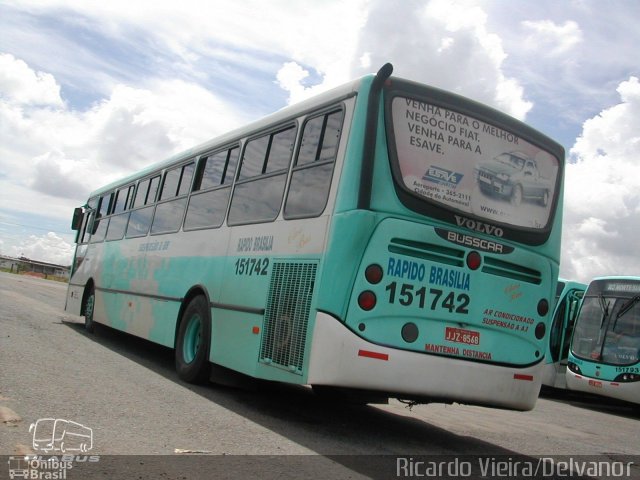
[548,289,584,382]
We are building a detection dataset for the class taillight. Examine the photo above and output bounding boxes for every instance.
[365,264,383,284]
[358,291,376,311]
[534,322,546,339]
[466,251,481,270]
[537,298,549,316]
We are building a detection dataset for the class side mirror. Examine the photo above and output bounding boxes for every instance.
[71,207,83,231]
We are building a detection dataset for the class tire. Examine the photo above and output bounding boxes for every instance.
[175,295,211,383]
[511,184,523,206]
[83,286,96,333]
[541,190,549,207]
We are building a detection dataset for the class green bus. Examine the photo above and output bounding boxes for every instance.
[567,276,640,405]
[66,64,564,410]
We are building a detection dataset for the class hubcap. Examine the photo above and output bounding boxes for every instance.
[183,315,202,363]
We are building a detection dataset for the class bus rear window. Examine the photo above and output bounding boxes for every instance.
[390,96,560,230]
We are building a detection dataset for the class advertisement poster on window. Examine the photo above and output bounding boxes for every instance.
[392,96,560,230]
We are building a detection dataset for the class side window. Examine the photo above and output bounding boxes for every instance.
[159,162,194,200]
[90,192,113,242]
[105,213,129,241]
[284,109,344,219]
[126,207,155,238]
[107,184,135,241]
[148,176,160,204]
[133,175,160,208]
[185,147,239,230]
[228,126,296,226]
[113,185,134,214]
[97,192,113,218]
[127,175,160,238]
[239,136,270,180]
[178,163,195,196]
[78,211,91,245]
[152,161,195,234]
[223,147,240,185]
[159,168,180,201]
[134,178,150,208]
[150,197,188,234]
[81,197,98,243]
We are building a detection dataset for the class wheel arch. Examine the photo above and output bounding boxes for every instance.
[174,285,212,349]
[81,278,96,315]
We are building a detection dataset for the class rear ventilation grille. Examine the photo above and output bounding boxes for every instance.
[260,261,317,374]
[389,238,464,267]
[482,257,542,284]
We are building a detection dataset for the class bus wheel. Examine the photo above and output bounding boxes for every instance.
[175,295,211,384]
[83,286,96,333]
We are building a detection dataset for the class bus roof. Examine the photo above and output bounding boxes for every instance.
[557,278,587,290]
[590,275,640,282]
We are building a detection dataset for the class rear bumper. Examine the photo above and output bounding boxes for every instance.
[307,311,542,410]
[566,370,639,404]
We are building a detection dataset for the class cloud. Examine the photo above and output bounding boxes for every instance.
[521,20,583,57]
[347,0,532,119]
[4,232,74,266]
[0,53,63,106]
[0,53,255,268]
[276,62,312,105]
[0,54,250,205]
[562,76,640,282]
[82,79,253,175]
[31,150,89,199]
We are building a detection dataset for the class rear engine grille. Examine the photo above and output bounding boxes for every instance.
[260,261,317,374]
[389,238,464,267]
[482,257,542,284]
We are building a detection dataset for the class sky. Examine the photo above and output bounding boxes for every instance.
[0,0,639,283]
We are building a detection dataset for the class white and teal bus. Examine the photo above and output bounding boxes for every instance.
[541,279,586,389]
[66,64,565,411]
[566,276,640,405]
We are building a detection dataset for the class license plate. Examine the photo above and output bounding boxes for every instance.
[445,327,480,345]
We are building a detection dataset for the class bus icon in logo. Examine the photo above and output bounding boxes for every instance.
[7,456,30,479]
[29,418,93,453]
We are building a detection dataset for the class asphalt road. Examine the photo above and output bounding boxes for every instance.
[1,271,638,479]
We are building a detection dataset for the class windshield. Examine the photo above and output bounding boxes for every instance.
[571,283,640,366]
[495,153,525,169]
[390,96,560,230]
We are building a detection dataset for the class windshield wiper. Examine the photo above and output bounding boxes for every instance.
[598,294,610,328]
[616,295,640,320]
[608,294,640,334]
